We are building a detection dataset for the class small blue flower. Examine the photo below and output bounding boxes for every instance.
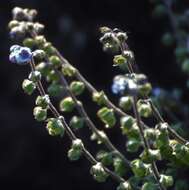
[9,45,32,65]
[112,75,128,94]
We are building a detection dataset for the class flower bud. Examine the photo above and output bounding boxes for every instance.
[90,130,107,144]
[71,139,84,150]
[36,62,50,76]
[131,159,150,177]
[70,116,84,129]
[99,26,112,34]
[96,150,113,166]
[33,106,47,122]
[159,174,173,188]
[49,55,61,68]
[138,83,152,96]
[23,38,36,48]
[47,83,63,97]
[119,96,132,111]
[33,22,44,34]
[35,95,50,109]
[92,91,107,105]
[68,148,82,161]
[8,20,19,29]
[142,182,158,190]
[161,33,175,47]
[152,4,167,19]
[113,54,127,66]
[90,162,108,182]
[28,71,41,82]
[182,59,189,74]
[62,64,76,77]
[22,79,36,95]
[126,138,141,153]
[46,70,59,82]
[42,42,56,55]
[137,100,152,118]
[46,118,64,136]
[59,97,75,112]
[120,116,135,134]
[70,81,85,96]
[35,35,46,47]
[117,182,132,190]
[97,107,116,128]
[113,157,126,177]
[33,50,46,61]
[140,149,161,163]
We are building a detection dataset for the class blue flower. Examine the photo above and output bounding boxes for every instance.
[9,45,32,65]
[112,75,128,94]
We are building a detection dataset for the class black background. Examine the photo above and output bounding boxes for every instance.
[0,0,189,190]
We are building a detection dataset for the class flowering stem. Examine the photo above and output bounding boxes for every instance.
[29,57,126,184]
[55,68,131,167]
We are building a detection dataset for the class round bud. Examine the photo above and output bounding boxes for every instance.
[161,33,175,47]
[142,182,158,190]
[23,38,36,48]
[70,81,85,96]
[33,50,46,61]
[160,174,173,188]
[119,96,132,111]
[117,182,132,190]
[116,32,128,42]
[22,79,36,95]
[42,42,56,55]
[137,100,152,118]
[33,106,47,122]
[113,157,126,177]
[113,54,127,66]
[68,148,82,161]
[35,95,50,109]
[182,59,189,74]
[36,62,50,76]
[35,35,47,47]
[97,107,116,128]
[92,91,107,105]
[152,4,167,19]
[120,116,135,134]
[28,71,41,82]
[49,55,61,68]
[59,97,75,112]
[47,83,63,97]
[70,116,84,130]
[96,151,113,166]
[8,20,19,29]
[140,149,161,163]
[46,70,59,82]
[62,64,76,77]
[126,138,140,153]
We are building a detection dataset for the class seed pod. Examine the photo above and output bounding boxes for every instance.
[46,118,64,136]
[28,71,41,82]
[96,150,113,166]
[70,81,85,96]
[92,91,107,105]
[117,182,132,190]
[113,157,126,177]
[131,159,150,178]
[22,79,36,95]
[62,64,76,77]
[70,116,84,130]
[137,100,152,118]
[33,106,47,122]
[49,55,61,68]
[97,107,116,128]
[35,95,50,109]
[59,97,75,112]
[119,96,132,111]
[90,162,109,183]
[159,174,173,188]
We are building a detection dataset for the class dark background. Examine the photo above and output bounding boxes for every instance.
[0,0,189,190]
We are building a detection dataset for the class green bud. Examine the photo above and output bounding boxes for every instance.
[137,100,152,118]
[62,64,76,77]
[33,49,46,61]
[120,116,135,133]
[33,106,47,122]
[42,42,56,55]
[59,97,75,112]
[49,55,61,68]
[159,174,173,188]
[144,128,157,141]
[90,130,107,144]
[182,59,189,74]
[97,107,116,128]
[140,149,161,163]
[138,83,152,96]
[152,4,167,19]
[35,95,50,109]
[119,96,132,111]
[46,70,59,82]
[8,20,19,29]
[90,162,108,182]
[131,159,150,178]
[113,157,127,177]
[23,38,36,48]
[22,79,36,95]
[142,182,158,190]
[35,62,50,76]
[68,148,82,161]
[71,138,84,150]
[161,33,174,47]
[96,150,113,166]
[70,116,84,130]
[70,81,85,96]
[35,35,46,47]
[92,91,107,105]
[113,54,127,66]
[126,138,140,153]
[117,182,132,190]
[28,71,41,82]
[47,83,63,97]
[46,118,64,136]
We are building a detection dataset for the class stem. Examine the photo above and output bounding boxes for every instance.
[55,68,131,167]
[29,57,126,184]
